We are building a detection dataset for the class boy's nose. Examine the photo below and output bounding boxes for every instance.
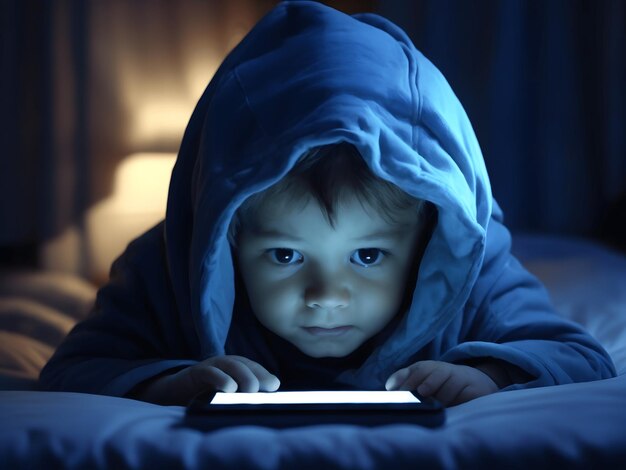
[305,283,350,310]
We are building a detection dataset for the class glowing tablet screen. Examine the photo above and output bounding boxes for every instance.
[210,390,420,405]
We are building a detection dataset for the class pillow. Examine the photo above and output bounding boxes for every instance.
[0,270,96,321]
[0,331,53,381]
[513,234,626,374]
[0,271,96,389]
[0,298,75,346]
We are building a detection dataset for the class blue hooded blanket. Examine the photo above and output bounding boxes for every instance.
[40,1,615,395]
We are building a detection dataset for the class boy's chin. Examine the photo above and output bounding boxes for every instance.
[294,341,360,359]
[304,350,352,358]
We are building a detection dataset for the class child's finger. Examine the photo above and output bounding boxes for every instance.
[431,373,466,405]
[229,356,281,391]
[385,368,410,390]
[416,364,452,397]
[210,357,261,392]
[394,361,441,391]
[190,365,238,393]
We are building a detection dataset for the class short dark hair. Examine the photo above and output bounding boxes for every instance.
[227,142,431,246]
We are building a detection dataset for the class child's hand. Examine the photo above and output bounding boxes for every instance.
[179,355,281,394]
[385,360,498,406]
[133,355,280,405]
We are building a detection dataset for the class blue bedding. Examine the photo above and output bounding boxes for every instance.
[2,374,625,468]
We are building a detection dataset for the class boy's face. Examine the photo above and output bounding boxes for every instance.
[235,193,422,358]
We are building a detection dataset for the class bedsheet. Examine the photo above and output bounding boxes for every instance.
[1,375,625,469]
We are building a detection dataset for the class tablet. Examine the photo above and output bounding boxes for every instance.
[184,390,445,429]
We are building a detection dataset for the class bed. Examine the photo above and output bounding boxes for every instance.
[1,234,625,468]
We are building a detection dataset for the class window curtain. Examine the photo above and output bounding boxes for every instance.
[1,1,82,246]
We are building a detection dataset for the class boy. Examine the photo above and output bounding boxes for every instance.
[40,1,615,406]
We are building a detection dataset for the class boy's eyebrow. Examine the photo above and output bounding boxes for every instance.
[249,228,304,242]
[249,225,413,242]
[351,226,412,241]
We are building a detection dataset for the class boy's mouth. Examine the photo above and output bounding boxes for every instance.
[302,326,353,337]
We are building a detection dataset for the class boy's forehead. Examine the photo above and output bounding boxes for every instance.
[249,193,417,238]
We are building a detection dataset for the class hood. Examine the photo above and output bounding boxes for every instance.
[165,1,494,388]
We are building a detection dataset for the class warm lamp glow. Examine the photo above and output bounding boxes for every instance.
[108,152,177,213]
[85,153,177,282]
[119,61,220,149]
[130,100,194,149]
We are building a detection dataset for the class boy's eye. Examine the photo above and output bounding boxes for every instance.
[267,248,303,265]
[350,248,385,267]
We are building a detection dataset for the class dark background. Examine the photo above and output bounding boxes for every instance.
[380,0,626,248]
[1,0,625,276]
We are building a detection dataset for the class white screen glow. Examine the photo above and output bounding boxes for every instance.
[210,390,420,405]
